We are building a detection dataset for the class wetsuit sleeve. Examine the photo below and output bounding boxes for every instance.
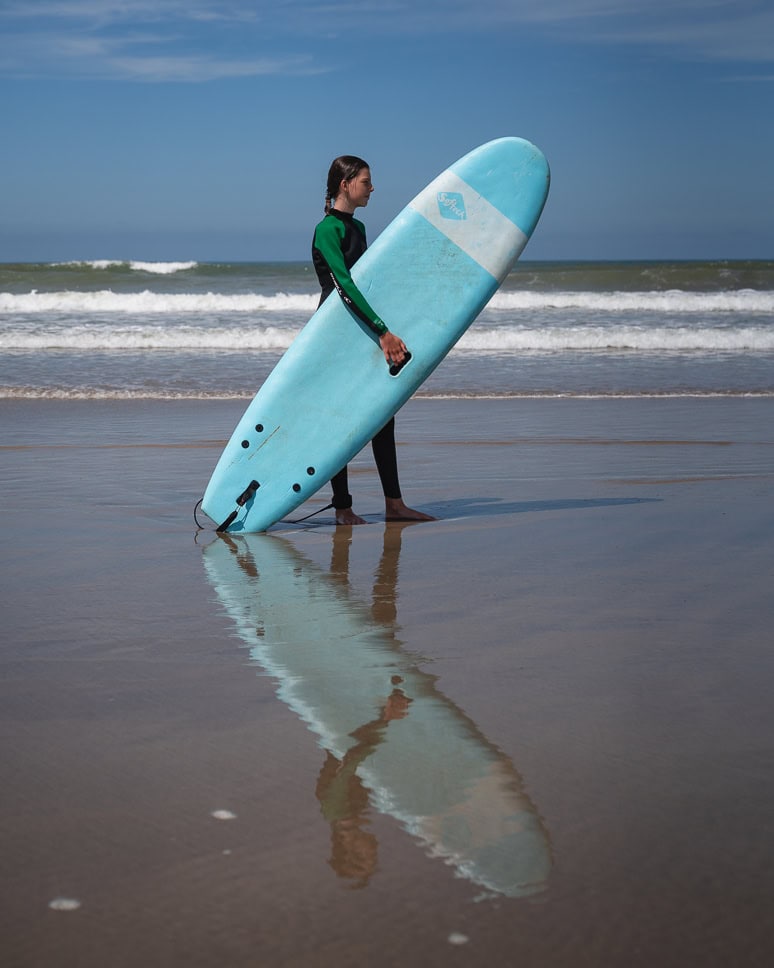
[313,217,388,336]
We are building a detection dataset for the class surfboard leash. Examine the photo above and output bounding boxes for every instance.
[193,498,207,530]
[281,502,335,525]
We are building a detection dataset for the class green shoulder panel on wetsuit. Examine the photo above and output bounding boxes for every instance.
[312,214,388,336]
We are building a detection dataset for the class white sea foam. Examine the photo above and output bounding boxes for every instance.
[3,322,773,353]
[3,386,773,401]
[488,289,774,314]
[457,325,774,352]
[48,897,82,911]
[53,260,124,270]
[3,289,773,316]
[0,323,299,350]
[129,261,198,274]
[0,386,254,400]
[0,290,316,314]
[211,809,237,820]
[53,260,198,274]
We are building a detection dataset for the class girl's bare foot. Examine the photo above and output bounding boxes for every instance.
[336,507,367,525]
[384,498,437,522]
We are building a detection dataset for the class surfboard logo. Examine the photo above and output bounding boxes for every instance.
[436,191,467,220]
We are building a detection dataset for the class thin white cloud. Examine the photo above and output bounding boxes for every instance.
[0,0,771,82]
[0,28,322,82]
[302,0,774,65]
[575,3,774,64]
[108,54,317,83]
[0,0,306,81]
[0,1,257,21]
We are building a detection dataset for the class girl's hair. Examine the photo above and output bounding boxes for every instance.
[325,155,369,214]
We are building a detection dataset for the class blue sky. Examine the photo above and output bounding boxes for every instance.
[1,0,772,262]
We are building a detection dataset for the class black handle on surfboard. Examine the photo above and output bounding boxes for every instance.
[388,350,411,376]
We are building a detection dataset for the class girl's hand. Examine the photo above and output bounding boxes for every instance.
[379,331,407,365]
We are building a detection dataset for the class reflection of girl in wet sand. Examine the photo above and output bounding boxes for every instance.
[316,685,412,888]
[315,525,410,886]
[204,525,551,898]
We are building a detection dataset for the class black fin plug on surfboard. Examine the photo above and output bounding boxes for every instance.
[216,479,260,533]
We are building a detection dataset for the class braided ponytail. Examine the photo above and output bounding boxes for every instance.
[324,155,369,214]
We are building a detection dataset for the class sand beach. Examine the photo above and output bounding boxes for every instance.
[2,394,774,966]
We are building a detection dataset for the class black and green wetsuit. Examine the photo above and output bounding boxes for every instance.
[312,209,401,509]
[312,209,388,336]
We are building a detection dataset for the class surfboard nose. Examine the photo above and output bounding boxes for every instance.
[449,136,551,239]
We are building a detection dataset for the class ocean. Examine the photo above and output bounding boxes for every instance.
[1,259,773,400]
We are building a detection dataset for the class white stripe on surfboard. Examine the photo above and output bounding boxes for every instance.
[408,171,528,282]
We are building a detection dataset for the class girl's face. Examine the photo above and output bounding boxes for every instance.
[341,168,374,210]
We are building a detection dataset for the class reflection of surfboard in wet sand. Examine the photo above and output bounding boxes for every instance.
[200,137,550,533]
[202,531,551,897]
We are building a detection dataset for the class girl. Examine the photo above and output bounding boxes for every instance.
[312,155,435,526]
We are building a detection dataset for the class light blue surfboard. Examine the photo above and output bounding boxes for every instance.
[201,137,550,532]
[202,530,552,897]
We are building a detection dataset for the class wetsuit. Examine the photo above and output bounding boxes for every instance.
[312,209,401,510]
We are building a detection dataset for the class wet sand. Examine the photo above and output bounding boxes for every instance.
[2,396,774,967]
